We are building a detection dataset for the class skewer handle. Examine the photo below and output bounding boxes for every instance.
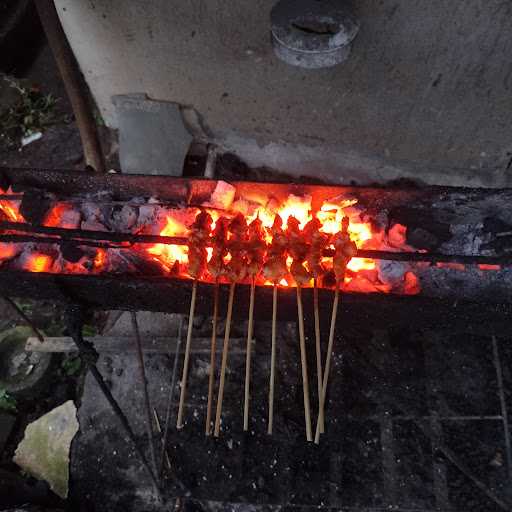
[177,280,198,429]
[297,285,313,442]
[313,279,324,434]
[315,280,341,444]
[268,283,278,435]
[214,282,236,437]
[205,281,219,435]
[243,279,256,431]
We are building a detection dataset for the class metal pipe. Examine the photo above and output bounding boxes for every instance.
[34,1,106,173]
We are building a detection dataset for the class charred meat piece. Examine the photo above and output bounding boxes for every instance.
[188,211,213,279]
[287,215,311,286]
[225,213,248,282]
[304,217,328,277]
[247,216,267,277]
[207,216,229,279]
[332,217,357,280]
[263,214,288,283]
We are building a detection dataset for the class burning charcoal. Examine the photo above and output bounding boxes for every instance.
[16,246,56,273]
[81,202,103,221]
[81,219,108,232]
[137,204,160,227]
[388,223,408,248]
[231,198,260,217]
[61,242,85,263]
[19,190,53,225]
[110,205,138,232]
[61,209,81,229]
[0,243,22,264]
[117,250,168,276]
[407,227,438,250]
[203,180,236,210]
[376,259,410,288]
[44,204,81,229]
[323,194,358,209]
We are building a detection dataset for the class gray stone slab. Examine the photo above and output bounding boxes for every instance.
[112,94,192,176]
[13,401,78,499]
[104,310,181,338]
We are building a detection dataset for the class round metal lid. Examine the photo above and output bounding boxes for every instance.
[270,0,359,68]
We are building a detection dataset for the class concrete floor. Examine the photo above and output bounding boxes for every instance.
[70,312,512,511]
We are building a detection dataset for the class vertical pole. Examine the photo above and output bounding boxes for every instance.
[34,1,106,173]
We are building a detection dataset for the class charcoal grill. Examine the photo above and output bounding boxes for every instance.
[2,166,512,510]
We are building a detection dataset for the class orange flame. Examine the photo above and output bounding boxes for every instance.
[93,249,107,271]
[147,215,189,269]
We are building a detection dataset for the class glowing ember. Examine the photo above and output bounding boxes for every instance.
[43,203,79,229]
[0,188,24,223]
[137,191,419,293]
[479,264,501,271]
[0,184,422,295]
[24,254,52,273]
[0,243,20,262]
[147,215,189,268]
[93,249,107,271]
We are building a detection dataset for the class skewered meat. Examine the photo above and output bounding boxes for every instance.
[263,214,288,283]
[304,217,328,277]
[290,260,311,285]
[286,216,308,261]
[225,213,248,282]
[332,217,357,280]
[207,217,229,278]
[247,216,267,277]
[263,257,288,282]
[188,211,213,279]
[287,215,311,286]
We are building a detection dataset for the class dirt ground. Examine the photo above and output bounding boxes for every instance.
[0,41,115,510]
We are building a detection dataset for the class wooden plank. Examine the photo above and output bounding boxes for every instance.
[26,336,251,354]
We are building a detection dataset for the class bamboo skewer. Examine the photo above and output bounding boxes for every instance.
[243,278,256,431]
[131,312,159,476]
[153,408,172,470]
[205,280,220,435]
[296,284,313,442]
[313,278,324,434]
[315,279,341,444]
[158,316,183,476]
[176,279,198,429]
[268,283,278,435]
[214,281,236,437]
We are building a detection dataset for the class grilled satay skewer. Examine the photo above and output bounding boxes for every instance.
[262,214,288,435]
[287,216,313,442]
[314,217,357,443]
[177,211,213,429]
[243,216,266,431]
[205,217,229,435]
[304,216,328,434]
[214,214,248,437]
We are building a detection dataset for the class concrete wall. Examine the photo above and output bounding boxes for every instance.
[55,0,512,187]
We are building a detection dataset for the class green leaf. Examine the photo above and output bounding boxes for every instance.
[61,356,82,377]
[0,388,17,412]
